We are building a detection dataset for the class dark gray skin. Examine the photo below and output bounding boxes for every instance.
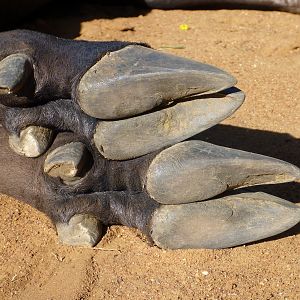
[0,117,159,236]
[0,30,300,249]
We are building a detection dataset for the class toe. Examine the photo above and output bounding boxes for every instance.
[0,53,32,95]
[56,214,102,247]
[146,140,300,204]
[44,141,93,185]
[77,45,237,119]
[9,125,53,157]
[150,192,300,249]
[94,88,244,160]
[0,53,34,106]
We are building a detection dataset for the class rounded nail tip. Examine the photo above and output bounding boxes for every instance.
[44,163,77,177]
[57,231,101,247]
[0,53,33,94]
[230,88,245,102]
[255,161,300,184]
[291,165,300,180]
[210,72,237,92]
[23,143,43,157]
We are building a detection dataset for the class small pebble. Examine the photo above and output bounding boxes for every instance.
[202,271,209,276]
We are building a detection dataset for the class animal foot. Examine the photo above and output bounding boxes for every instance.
[0,30,242,159]
[0,30,299,249]
[1,121,299,249]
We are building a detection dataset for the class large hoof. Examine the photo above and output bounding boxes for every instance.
[146,141,300,204]
[150,192,300,249]
[0,30,298,251]
[77,45,236,120]
[56,214,102,247]
[0,32,242,160]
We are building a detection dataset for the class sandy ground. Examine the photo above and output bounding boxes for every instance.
[0,5,300,300]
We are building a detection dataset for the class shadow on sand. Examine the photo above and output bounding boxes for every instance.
[16,2,151,39]
[1,1,290,39]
